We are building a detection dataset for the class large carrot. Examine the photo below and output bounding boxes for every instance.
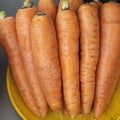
[94,2,120,119]
[16,0,48,117]
[31,12,62,112]
[37,0,57,22]
[0,11,40,116]
[56,0,80,118]
[58,0,83,11]
[78,4,100,115]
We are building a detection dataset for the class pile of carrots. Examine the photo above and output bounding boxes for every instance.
[0,0,120,119]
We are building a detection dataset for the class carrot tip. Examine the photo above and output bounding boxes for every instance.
[71,114,77,120]
[71,114,76,119]
[84,114,89,118]
[0,11,7,20]
[40,112,46,118]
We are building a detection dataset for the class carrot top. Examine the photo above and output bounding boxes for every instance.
[0,11,7,20]
[22,0,33,8]
[62,0,70,10]
[94,0,100,2]
[36,12,46,16]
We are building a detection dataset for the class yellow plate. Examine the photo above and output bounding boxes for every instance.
[7,67,120,120]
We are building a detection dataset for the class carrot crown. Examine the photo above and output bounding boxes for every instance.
[36,12,46,16]
[62,0,70,10]
[22,0,33,8]
[94,0,99,2]
[0,11,7,20]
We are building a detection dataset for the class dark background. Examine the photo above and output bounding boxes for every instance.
[0,0,119,119]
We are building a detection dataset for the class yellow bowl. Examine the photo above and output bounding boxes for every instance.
[7,67,120,120]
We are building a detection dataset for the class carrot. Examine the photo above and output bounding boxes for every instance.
[0,11,40,116]
[89,0,103,9]
[16,0,48,117]
[37,0,57,22]
[58,0,83,11]
[56,0,80,118]
[69,0,83,10]
[78,4,100,115]
[31,12,62,112]
[94,2,120,119]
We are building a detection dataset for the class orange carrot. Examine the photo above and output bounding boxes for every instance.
[94,2,120,119]
[0,12,40,116]
[37,0,57,22]
[58,0,83,11]
[69,0,83,10]
[16,0,48,117]
[89,0,103,9]
[56,1,80,118]
[31,12,62,112]
[78,4,100,115]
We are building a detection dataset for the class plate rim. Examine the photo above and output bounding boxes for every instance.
[6,67,28,120]
[6,67,120,120]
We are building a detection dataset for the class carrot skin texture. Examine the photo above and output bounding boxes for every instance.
[37,0,57,22]
[69,0,83,11]
[0,17,40,116]
[16,8,48,117]
[94,2,120,119]
[89,2,103,9]
[56,10,80,118]
[78,4,100,115]
[31,15,62,112]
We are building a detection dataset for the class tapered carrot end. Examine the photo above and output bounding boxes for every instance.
[70,116,76,120]
[82,103,92,117]
[83,113,90,118]
[94,103,105,120]
[64,109,69,116]
[71,115,75,119]
[83,110,90,117]
[94,113,101,120]
[40,112,46,118]
[33,111,41,118]
[70,113,78,119]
